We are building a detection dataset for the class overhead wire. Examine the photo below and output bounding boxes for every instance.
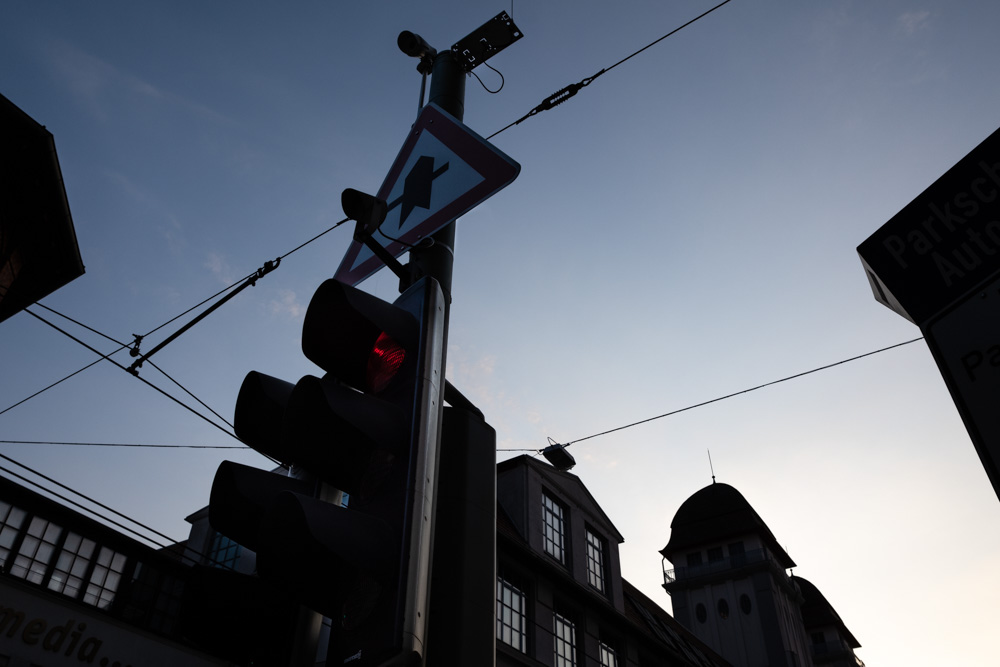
[0,215,357,472]
[146,360,235,430]
[22,307,241,444]
[487,0,735,139]
[0,440,245,449]
[0,452,177,549]
[3,0,732,421]
[498,337,925,453]
[1,216,351,421]
[0,213,358,536]
[33,303,237,430]
[0,454,242,570]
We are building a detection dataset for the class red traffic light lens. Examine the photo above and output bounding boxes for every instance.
[367,332,406,394]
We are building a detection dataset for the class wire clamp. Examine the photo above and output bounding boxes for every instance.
[129,334,144,358]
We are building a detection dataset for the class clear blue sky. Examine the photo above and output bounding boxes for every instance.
[3,2,1000,665]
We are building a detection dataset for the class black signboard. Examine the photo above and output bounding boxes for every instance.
[0,92,84,325]
[858,126,1000,325]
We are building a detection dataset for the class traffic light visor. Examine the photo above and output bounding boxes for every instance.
[302,279,418,393]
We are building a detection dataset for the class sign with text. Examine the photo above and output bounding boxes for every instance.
[923,273,1000,501]
[858,126,1000,325]
[0,578,227,667]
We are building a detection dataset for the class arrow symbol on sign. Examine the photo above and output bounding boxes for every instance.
[388,155,450,229]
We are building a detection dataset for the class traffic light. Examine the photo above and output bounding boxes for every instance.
[426,406,497,667]
[208,275,447,667]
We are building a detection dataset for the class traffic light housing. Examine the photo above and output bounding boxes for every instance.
[208,275,446,666]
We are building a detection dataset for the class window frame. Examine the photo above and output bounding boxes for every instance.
[542,491,568,564]
[585,526,607,593]
[598,633,621,667]
[207,531,242,570]
[497,573,528,653]
[552,609,577,667]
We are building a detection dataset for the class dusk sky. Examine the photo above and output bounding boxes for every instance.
[3,2,1000,665]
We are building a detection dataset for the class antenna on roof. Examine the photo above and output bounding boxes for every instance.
[707,449,716,484]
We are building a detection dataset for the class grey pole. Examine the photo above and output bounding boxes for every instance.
[408,50,466,302]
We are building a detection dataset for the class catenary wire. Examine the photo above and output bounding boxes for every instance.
[1,217,350,420]
[487,0,735,139]
[0,459,239,570]
[0,440,245,449]
[277,216,350,261]
[498,337,925,452]
[0,351,115,418]
[1,215,356,451]
[22,307,241,443]
[147,359,235,430]
[0,452,177,548]
[4,0,729,420]
[22,306,281,467]
[0,464,170,550]
[33,304,237,430]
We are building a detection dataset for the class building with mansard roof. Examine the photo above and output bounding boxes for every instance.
[0,452,861,667]
[496,455,731,667]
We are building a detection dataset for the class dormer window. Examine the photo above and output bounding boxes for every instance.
[542,492,566,563]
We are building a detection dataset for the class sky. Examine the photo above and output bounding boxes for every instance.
[3,1,1000,665]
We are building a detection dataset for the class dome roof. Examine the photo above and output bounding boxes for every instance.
[660,482,794,568]
[793,576,860,648]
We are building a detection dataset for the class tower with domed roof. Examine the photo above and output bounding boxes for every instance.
[659,481,814,667]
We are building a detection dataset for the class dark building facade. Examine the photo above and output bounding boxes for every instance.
[660,482,864,667]
[0,457,860,667]
[496,456,730,667]
[0,474,234,666]
[792,577,862,667]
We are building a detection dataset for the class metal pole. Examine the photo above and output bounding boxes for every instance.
[408,51,466,302]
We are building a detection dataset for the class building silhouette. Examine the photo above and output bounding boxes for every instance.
[659,482,864,667]
[0,474,240,666]
[495,455,730,667]
[0,459,862,667]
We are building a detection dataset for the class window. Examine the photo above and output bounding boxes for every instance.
[208,532,241,570]
[695,603,707,623]
[598,639,619,667]
[739,593,752,615]
[126,561,184,634]
[47,531,96,599]
[542,493,566,563]
[83,546,127,609]
[707,546,724,562]
[729,541,746,566]
[717,598,729,619]
[11,516,63,584]
[553,611,576,667]
[0,502,26,568]
[585,528,606,592]
[497,576,527,652]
